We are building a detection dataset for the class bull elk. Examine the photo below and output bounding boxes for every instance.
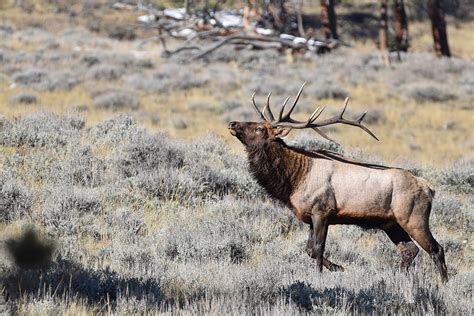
[228,83,448,283]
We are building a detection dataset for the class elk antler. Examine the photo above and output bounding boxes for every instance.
[252,82,379,143]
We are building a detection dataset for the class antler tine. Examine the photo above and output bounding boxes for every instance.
[251,92,266,120]
[357,112,367,124]
[309,105,325,124]
[271,105,325,129]
[334,119,379,141]
[354,112,379,140]
[352,122,379,141]
[282,82,306,120]
[278,96,291,121]
[339,97,349,118]
[263,92,275,121]
[311,127,339,144]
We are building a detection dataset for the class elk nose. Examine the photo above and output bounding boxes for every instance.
[228,121,238,129]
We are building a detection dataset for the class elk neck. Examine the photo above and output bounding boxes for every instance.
[246,139,312,205]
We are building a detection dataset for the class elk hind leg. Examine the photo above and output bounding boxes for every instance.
[398,208,448,283]
[384,224,419,271]
[405,226,447,283]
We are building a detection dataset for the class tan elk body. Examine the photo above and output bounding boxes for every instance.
[229,83,448,282]
[292,155,435,227]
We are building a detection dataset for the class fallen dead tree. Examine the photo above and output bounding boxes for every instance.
[112,2,348,61]
[187,34,341,60]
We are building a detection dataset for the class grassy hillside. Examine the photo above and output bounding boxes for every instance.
[0,113,472,314]
[0,1,473,314]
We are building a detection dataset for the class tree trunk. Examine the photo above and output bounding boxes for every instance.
[393,0,408,52]
[267,0,288,33]
[184,0,194,16]
[320,0,338,40]
[428,0,451,57]
[243,0,261,30]
[296,0,305,38]
[379,0,388,50]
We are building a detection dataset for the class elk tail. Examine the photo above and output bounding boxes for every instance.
[428,186,436,198]
[417,177,436,199]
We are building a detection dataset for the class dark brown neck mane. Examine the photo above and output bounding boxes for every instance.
[246,139,311,205]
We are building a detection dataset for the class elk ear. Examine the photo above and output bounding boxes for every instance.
[273,127,292,139]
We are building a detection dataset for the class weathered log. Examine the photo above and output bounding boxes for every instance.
[189,35,308,60]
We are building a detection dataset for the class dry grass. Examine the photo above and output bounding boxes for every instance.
[410,19,474,59]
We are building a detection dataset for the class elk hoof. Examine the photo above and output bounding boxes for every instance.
[328,263,345,272]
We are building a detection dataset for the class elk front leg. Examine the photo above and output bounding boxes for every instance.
[307,214,329,272]
[306,227,345,272]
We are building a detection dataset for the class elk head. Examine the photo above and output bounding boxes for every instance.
[228,83,379,146]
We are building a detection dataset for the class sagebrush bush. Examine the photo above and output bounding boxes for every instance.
[436,157,474,193]
[218,100,241,113]
[431,191,470,231]
[88,115,145,145]
[95,53,153,69]
[9,92,37,104]
[244,75,300,96]
[12,68,48,85]
[13,27,54,44]
[36,186,102,236]
[124,63,209,93]
[38,71,80,91]
[45,186,102,214]
[116,133,186,176]
[0,175,32,223]
[221,106,256,123]
[401,82,456,102]
[387,53,469,87]
[362,109,384,124]
[88,64,125,81]
[115,132,259,200]
[307,83,349,100]
[458,69,474,96]
[134,168,201,202]
[123,73,165,92]
[172,117,188,129]
[0,112,84,147]
[206,65,241,94]
[108,207,147,238]
[52,145,106,187]
[185,134,262,197]
[288,134,344,153]
[92,90,140,110]
[12,69,79,91]
[188,101,214,111]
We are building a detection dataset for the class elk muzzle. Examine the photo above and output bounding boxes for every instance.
[228,121,240,136]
